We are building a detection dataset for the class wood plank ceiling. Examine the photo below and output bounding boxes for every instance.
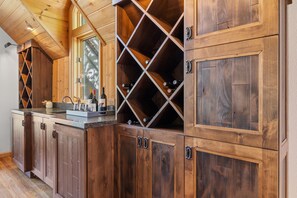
[72,0,115,44]
[0,0,115,59]
[0,0,70,60]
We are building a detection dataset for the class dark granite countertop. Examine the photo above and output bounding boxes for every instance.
[51,114,117,129]
[11,108,66,117]
[12,108,117,129]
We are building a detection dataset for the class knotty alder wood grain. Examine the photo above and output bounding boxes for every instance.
[197,55,259,131]
[185,36,279,150]
[185,0,278,50]
[185,137,278,198]
[196,152,258,197]
[197,0,259,35]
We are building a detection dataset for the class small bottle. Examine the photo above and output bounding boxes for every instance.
[99,87,107,111]
[92,90,98,111]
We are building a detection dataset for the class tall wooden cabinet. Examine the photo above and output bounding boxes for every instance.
[184,0,288,197]
[18,40,52,109]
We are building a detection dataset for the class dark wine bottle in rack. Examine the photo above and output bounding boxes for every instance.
[127,120,140,125]
[143,116,153,123]
[167,88,176,94]
[173,80,182,86]
[163,81,175,89]
[122,82,135,93]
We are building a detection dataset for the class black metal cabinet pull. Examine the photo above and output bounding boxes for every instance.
[137,136,143,148]
[143,138,149,149]
[185,146,192,160]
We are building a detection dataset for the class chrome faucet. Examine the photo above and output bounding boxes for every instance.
[62,96,74,105]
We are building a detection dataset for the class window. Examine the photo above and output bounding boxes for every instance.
[79,36,100,99]
[70,5,100,99]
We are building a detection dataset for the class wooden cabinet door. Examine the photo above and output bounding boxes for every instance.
[12,113,31,172]
[32,116,44,179]
[43,118,54,188]
[53,124,86,198]
[117,125,143,198]
[12,114,25,170]
[143,130,184,198]
[184,0,278,50]
[185,36,279,150]
[184,137,278,198]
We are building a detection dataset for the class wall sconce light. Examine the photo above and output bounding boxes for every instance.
[4,42,17,48]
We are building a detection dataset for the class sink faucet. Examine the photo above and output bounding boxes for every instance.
[62,96,74,105]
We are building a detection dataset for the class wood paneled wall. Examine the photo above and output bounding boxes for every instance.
[102,41,116,105]
[52,57,70,102]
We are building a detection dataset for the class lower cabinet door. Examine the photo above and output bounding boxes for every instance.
[184,137,278,198]
[32,116,44,179]
[53,124,86,198]
[143,130,184,198]
[117,125,143,198]
[12,113,28,172]
[44,118,55,188]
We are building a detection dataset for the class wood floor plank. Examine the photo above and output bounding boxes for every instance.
[0,157,52,198]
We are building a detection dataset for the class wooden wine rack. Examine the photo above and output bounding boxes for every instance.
[115,0,184,130]
[18,40,53,109]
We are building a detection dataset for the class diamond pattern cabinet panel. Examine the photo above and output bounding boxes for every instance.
[18,40,53,109]
[115,0,184,130]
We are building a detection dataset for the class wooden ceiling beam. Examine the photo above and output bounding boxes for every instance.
[70,0,107,46]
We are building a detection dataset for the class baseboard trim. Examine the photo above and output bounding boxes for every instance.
[0,152,12,158]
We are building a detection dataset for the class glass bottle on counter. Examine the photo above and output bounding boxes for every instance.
[99,87,107,111]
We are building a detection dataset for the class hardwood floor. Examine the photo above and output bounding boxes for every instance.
[0,157,52,198]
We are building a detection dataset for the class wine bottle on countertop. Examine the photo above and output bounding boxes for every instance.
[92,90,98,111]
[88,88,93,100]
[99,87,107,111]
[127,120,140,125]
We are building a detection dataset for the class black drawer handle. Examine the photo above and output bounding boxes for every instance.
[22,120,25,127]
[137,136,143,148]
[52,130,58,139]
[185,146,192,160]
[143,138,149,149]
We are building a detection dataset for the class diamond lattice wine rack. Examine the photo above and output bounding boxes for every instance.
[19,47,33,108]
[115,0,184,130]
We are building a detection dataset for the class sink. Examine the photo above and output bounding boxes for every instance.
[66,110,101,118]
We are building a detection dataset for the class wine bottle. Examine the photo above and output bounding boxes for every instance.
[143,117,152,123]
[127,120,140,125]
[92,90,98,111]
[145,59,150,65]
[172,80,182,86]
[167,88,176,94]
[99,87,107,110]
[163,81,175,89]
[122,83,134,93]
[88,88,93,99]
